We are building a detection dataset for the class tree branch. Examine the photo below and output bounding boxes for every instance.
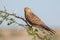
[0,10,32,28]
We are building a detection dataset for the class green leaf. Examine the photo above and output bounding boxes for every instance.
[10,18,14,21]
[0,20,3,24]
[10,18,15,22]
[7,21,13,25]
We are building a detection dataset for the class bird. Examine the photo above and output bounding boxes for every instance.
[24,7,55,34]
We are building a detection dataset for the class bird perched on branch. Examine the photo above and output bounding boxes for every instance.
[24,7,55,34]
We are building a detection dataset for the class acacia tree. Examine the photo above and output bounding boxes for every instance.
[0,6,54,40]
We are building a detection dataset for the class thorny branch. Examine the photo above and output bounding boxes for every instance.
[1,6,31,28]
[0,10,32,28]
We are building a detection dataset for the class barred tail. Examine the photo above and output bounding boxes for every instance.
[40,25,55,34]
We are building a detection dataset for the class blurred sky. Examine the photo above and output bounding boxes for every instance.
[0,0,60,29]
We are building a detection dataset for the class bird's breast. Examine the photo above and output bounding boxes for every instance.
[25,13,39,25]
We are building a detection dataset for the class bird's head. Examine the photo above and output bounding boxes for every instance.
[24,7,31,13]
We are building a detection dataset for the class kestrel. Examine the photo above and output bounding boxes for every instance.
[24,7,55,34]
